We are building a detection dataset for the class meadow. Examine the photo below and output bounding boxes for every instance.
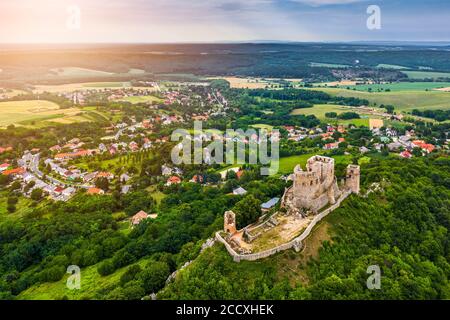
[17,256,154,300]
[276,153,352,174]
[309,62,350,68]
[0,100,112,128]
[291,104,373,127]
[0,100,83,127]
[376,64,409,70]
[308,87,450,112]
[114,95,163,104]
[402,70,450,80]
[345,82,450,92]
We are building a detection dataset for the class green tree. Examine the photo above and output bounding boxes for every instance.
[233,195,262,228]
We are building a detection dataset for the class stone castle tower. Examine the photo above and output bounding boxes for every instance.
[282,155,360,214]
[224,211,237,234]
[346,164,360,194]
[289,155,341,212]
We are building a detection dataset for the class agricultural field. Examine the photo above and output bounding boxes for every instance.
[376,64,409,70]
[212,77,274,89]
[49,67,115,77]
[0,100,83,127]
[308,87,450,112]
[291,104,374,126]
[346,82,450,92]
[0,100,113,128]
[32,81,159,94]
[114,95,163,104]
[0,88,28,98]
[402,70,450,79]
[309,62,350,68]
[49,67,148,78]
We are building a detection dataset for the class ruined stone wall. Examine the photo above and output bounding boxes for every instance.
[218,191,351,262]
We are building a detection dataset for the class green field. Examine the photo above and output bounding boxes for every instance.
[0,100,89,127]
[250,124,274,132]
[346,82,450,92]
[115,95,163,104]
[291,104,372,126]
[307,88,450,112]
[376,64,409,70]
[276,153,352,174]
[309,62,350,68]
[18,256,154,300]
[402,70,450,80]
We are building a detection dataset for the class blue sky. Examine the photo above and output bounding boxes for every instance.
[1,0,449,42]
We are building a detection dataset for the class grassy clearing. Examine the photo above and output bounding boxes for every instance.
[306,87,450,111]
[309,62,350,68]
[275,153,352,174]
[402,70,450,79]
[346,82,450,92]
[0,192,34,221]
[146,185,167,205]
[0,100,87,127]
[376,64,409,70]
[115,95,163,104]
[250,124,274,132]
[33,82,131,93]
[291,104,373,127]
[17,256,154,300]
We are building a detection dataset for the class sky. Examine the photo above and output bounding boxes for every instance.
[0,0,449,43]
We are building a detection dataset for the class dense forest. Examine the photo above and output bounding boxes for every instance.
[2,43,450,86]
[159,156,450,299]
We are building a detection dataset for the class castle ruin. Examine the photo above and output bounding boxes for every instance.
[219,155,361,262]
[282,155,342,214]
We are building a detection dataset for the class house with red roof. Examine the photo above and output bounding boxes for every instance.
[87,187,105,195]
[166,176,181,186]
[130,210,149,226]
[2,167,25,176]
[0,163,10,172]
[400,150,412,159]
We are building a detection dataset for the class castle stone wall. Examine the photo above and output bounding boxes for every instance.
[217,191,351,262]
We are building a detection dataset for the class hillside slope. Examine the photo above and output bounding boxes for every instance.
[159,157,450,300]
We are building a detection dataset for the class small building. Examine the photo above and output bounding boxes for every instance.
[233,187,247,196]
[121,185,131,194]
[261,197,280,212]
[87,187,105,195]
[189,175,204,183]
[0,163,10,172]
[400,150,412,159]
[2,167,25,176]
[131,210,149,226]
[166,176,181,186]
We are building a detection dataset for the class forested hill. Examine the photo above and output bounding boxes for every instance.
[159,157,450,300]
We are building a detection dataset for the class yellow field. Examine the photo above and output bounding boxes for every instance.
[0,100,87,127]
[33,81,158,94]
[215,77,273,89]
[0,89,28,99]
